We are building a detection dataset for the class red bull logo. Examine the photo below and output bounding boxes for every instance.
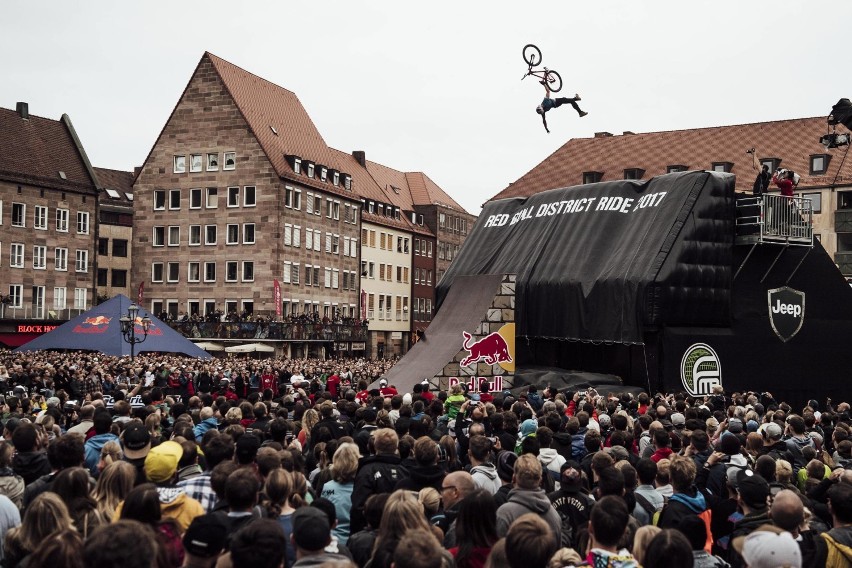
[73,315,112,334]
[460,331,513,368]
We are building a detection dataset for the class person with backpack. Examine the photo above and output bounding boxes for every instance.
[814,481,852,567]
[657,456,712,550]
[726,470,772,567]
[784,415,815,474]
[634,458,665,526]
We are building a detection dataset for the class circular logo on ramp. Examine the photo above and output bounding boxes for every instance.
[680,343,722,396]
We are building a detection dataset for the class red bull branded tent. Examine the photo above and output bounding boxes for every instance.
[14,294,211,359]
[389,171,852,404]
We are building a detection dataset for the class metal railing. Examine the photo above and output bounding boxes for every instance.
[0,306,89,320]
[167,321,368,341]
[736,194,813,246]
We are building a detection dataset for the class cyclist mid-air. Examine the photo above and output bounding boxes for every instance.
[536,81,586,134]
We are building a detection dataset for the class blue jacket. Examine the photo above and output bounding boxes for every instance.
[193,417,219,442]
[84,433,119,476]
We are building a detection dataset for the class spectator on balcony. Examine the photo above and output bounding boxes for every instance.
[752,165,771,195]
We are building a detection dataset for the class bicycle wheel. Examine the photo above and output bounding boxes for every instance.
[523,44,542,67]
[546,70,563,92]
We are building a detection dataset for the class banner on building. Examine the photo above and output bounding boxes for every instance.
[273,280,282,318]
[137,282,144,305]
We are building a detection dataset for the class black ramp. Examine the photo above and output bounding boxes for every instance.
[380,274,505,393]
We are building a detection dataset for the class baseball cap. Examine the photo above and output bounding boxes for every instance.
[46,397,61,408]
[292,506,331,551]
[763,422,783,441]
[598,414,611,428]
[497,451,517,482]
[670,413,685,427]
[736,469,770,509]
[379,378,388,386]
[183,515,227,558]
[519,418,538,438]
[733,525,802,568]
[728,418,744,434]
[559,460,584,490]
[122,423,152,459]
[144,441,183,483]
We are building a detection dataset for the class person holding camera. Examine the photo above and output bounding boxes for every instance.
[771,168,797,234]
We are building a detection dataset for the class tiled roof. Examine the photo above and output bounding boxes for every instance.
[405,172,468,213]
[363,159,470,215]
[206,53,357,202]
[491,117,852,201]
[93,167,134,205]
[0,107,97,192]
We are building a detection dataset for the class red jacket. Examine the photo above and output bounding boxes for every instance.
[773,174,794,197]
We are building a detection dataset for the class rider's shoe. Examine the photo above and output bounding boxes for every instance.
[579,111,588,117]
[575,93,581,101]
[539,80,547,85]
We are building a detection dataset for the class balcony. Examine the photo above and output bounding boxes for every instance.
[0,306,88,320]
[167,320,368,342]
[735,194,814,247]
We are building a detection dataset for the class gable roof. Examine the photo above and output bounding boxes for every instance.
[0,106,98,193]
[492,117,852,201]
[93,167,134,206]
[364,159,470,214]
[205,53,357,201]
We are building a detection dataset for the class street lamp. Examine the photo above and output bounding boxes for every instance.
[119,303,151,359]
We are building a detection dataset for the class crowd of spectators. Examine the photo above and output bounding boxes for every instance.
[0,351,849,568]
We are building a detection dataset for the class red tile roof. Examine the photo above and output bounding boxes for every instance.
[206,53,357,202]
[364,160,470,215]
[0,107,97,193]
[94,167,134,193]
[491,117,852,201]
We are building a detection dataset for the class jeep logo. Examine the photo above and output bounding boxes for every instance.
[767,286,805,342]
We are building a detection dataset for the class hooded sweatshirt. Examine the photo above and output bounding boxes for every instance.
[496,488,562,547]
[156,487,204,532]
[657,488,707,530]
[538,448,566,489]
[193,417,219,442]
[84,433,119,476]
[394,463,445,493]
[471,463,501,495]
[11,452,51,486]
[0,468,25,509]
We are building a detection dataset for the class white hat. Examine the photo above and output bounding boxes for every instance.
[734,526,802,568]
[379,378,388,386]
[402,393,412,405]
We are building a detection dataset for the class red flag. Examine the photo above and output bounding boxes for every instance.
[137,282,144,305]
[360,289,367,320]
[273,279,282,318]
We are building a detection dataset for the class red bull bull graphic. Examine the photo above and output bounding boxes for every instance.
[73,315,112,334]
[460,324,515,370]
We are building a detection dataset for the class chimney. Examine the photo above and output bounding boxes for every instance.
[16,102,29,119]
[352,150,366,168]
[134,166,143,178]
[594,131,613,138]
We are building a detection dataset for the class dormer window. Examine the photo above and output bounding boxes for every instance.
[292,157,302,174]
[810,154,830,175]
[394,207,400,220]
[411,212,417,223]
[368,201,375,214]
[712,162,733,173]
[306,162,315,178]
[623,168,645,180]
[583,171,603,184]
[223,152,236,170]
[760,157,781,172]
[320,167,328,182]
[418,214,424,226]
[332,171,340,186]
[667,164,688,173]
[378,204,384,216]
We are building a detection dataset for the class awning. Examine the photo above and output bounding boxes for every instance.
[224,342,276,353]
[194,341,225,352]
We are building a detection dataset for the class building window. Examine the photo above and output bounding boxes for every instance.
[54,287,66,310]
[227,187,240,207]
[33,246,46,269]
[152,263,164,283]
[243,224,255,244]
[98,238,109,256]
[190,154,202,173]
[188,262,200,282]
[55,247,67,271]
[207,153,219,171]
[8,285,22,308]
[623,168,645,180]
[227,224,239,245]
[320,167,327,182]
[810,154,830,175]
[242,261,254,282]
[204,262,216,282]
[112,239,128,257]
[74,288,86,310]
[205,225,217,245]
[243,186,256,207]
[667,165,688,173]
[190,188,202,209]
[168,226,180,246]
[11,203,25,227]
[169,189,181,209]
[206,188,218,208]
[225,261,238,282]
[153,226,165,247]
[167,262,179,282]
[293,157,302,174]
[174,156,186,173]
[223,152,236,170]
[343,175,352,190]
[802,192,822,214]
[712,162,733,173]
[333,171,339,186]
[111,269,127,287]
[313,195,321,215]
[34,206,47,230]
[189,225,201,246]
[285,186,301,209]
[583,171,603,184]
[77,212,89,234]
[56,209,69,232]
[75,249,88,272]
[306,163,315,178]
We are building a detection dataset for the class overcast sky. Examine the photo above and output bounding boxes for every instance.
[3,1,851,214]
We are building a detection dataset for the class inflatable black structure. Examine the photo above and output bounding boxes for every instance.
[429,171,852,405]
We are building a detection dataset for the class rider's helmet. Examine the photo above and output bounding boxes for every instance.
[535,104,544,115]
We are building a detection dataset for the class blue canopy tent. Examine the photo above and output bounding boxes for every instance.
[14,295,211,359]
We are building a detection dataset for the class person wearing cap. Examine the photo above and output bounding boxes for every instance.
[727,470,772,566]
[419,379,435,403]
[378,378,397,399]
[758,422,796,465]
[181,513,227,568]
[494,450,517,507]
[140,440,204,531]
[548,459,593,544]
[291,506,348,566]
[121,421,152,486]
